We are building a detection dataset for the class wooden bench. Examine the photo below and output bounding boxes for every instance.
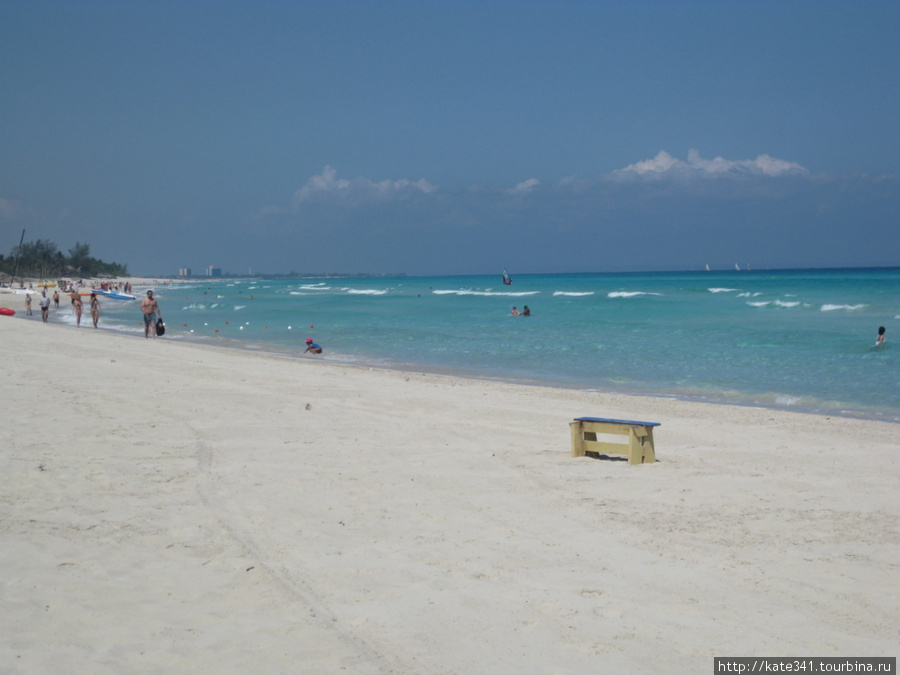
[570,417,660,464]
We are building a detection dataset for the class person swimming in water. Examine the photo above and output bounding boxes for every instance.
[875,326,886,346]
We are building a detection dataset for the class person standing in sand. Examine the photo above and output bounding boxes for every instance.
[90,292,101,328]
[39,291,50,323]
[25,293,32,316]
[141,290,162,338]
[72,293,83,327]
[52,290,59,309]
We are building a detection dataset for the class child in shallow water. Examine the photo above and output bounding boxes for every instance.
[304,337,322,354]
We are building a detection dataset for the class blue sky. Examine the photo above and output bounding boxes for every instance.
[2,1,898,276]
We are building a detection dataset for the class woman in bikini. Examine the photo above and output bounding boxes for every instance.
[90,292,101,328]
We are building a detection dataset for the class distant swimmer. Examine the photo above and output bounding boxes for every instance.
[511,306,520,316]
[522,305,531,316]
[875,326,885,347]
[304,337,322,354]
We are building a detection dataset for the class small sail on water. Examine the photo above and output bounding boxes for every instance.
[502,268,513,285]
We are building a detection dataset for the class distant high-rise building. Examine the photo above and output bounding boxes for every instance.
[178,268,192,277]
[208,266,222,277]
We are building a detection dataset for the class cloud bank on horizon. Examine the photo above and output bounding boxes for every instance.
[3,148,898,276]
[236,150,896,275]
[617,150,809,179]
[270,148,818,215]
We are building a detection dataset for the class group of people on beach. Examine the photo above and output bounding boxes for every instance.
[16,284,330,353]
[24,287,102,328]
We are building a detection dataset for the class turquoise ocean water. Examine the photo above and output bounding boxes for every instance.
[89,268,898,422]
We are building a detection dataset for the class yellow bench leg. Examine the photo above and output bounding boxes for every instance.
[570,421,585,457]
[628,426,656,464]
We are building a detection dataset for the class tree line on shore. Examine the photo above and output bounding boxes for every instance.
[1,239,128,282]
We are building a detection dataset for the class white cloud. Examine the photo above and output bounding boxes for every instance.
[292,165,350,206]
[508,178,540,195]
[617,149,808,178]
[0,197,25,220]
[292,166,437,209]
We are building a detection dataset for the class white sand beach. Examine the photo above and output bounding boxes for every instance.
[1,301,897,673]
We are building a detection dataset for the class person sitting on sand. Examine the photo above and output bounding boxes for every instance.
[875,326,885,347]
[304,338,322,354]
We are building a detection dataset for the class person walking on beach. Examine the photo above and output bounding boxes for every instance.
[90,292,101,328]
[72,293,83,327]
[39,291,50,323]
[875,326,886,347]
[141,290,162,338]
[25,293,32,316]
[304,337,322,354]
[52,290,59,309]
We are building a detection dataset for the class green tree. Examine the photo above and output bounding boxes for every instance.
[68,242,91,274]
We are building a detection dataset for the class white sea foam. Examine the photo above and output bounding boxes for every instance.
[347,289,388,295]
[432,289,539,297]
[821,304,866,312]
[774,300,800,308]
[737,292,763,298]
[608,291,661,298]
[747,301,771,307]
[553,291,595,297]
[708,288,739,293]
[234,305,246,311]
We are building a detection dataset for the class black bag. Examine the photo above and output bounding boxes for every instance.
[156,318,166,336]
